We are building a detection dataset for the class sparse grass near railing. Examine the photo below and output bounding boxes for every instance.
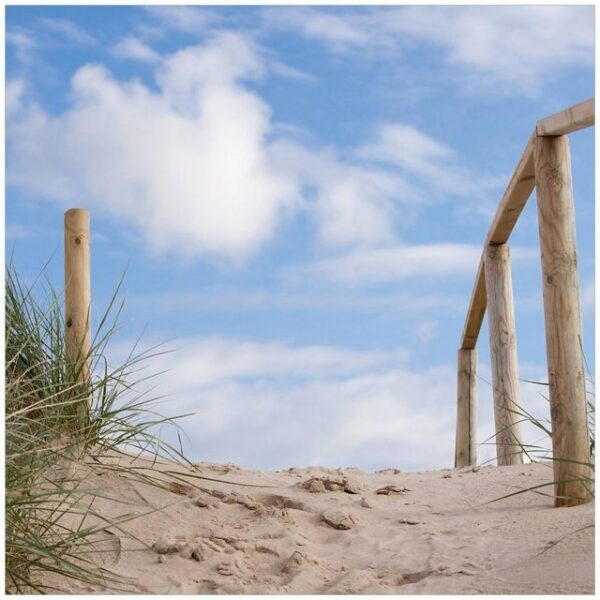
[477,373,595,504]
[5,262,208,593]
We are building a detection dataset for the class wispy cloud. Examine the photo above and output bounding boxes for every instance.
[111,336,550,470]
[140,6,220,37]
[6,28,37,64]
[127,287,468,317]
[283,243,481,286]
[262,6,593,94]
[6,224,35,240]
[283,244,539,286]
[261,7,368,52]
[581,280,595,314]
[357,123,502,196]
[111,36,160,63]
[38,17,97,45]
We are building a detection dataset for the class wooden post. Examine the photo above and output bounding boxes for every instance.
[534,135,591,507]
[455,348,477,467]
[64,209,91,388]
[484,243,524,466]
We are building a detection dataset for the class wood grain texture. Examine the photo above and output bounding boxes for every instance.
[534,135,592,507]
[483,244,524,466]
[64,208,91,385]
[536,98,594,137]
[460,98,595,351]
[455,349,477,467]
[460,133,536,350]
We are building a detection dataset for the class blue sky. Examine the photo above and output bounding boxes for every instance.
[6,5,595,471]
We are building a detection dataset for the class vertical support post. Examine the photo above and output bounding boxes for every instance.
[64,209,91,391]
[455,348,477,467]
[534,135,591,507]
[484,243,524,466]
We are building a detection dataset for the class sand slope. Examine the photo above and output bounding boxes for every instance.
[52,458,593,594]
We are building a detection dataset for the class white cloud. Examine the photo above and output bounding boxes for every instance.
[283,243,482,286]
[113,336,553,470]
[141,6,220,36]
[357,123,501,196]
[267,59,317,84]
[111,36,160,63]
[284,243,539,287]
[263,6,593,94]
[6,29,506,263]
[7,33,299,261]
[6,224,35,240]
[128,287,467,317]
[6,80,27,116]
[146,337,409,388]
[394,6,593,93]
[6,29,36,64]
[414,320,438,345]
[114,336,455,470]
[38,17,97,45]
[581,280,595,313]
[261,7,368,52]
[270,139,421,249]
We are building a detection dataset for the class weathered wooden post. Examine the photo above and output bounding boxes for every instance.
[534,135,591,507]
[64,209,92,391]
[455,348,477,467]
[484,243,524,466]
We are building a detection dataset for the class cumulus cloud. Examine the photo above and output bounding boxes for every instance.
[6,30,503,262]
[263,6,593,93]
[7,32,299,260]
[270,139,423,249]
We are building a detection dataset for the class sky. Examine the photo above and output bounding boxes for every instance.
[5,4,595,472]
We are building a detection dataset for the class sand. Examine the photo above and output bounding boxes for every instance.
[44,457,594,594]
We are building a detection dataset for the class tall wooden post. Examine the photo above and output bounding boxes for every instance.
[534,135,591,507]
[484,243,524,466]
[455,348,477,467]
[64,209,91,389]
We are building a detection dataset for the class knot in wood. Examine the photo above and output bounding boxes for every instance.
[66,318,73,328]
[499,330,513,346]
[75,237,81,245]
[546,165,569,192]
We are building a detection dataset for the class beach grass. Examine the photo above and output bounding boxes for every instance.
[479,373,595,504]
[5,262,200,593]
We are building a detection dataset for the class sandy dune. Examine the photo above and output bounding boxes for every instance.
[49,458,593,594]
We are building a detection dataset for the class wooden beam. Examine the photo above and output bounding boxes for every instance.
[484,244,524,466]
[460,258,486,350]
[64,209,92,386]
[536,98,594,137]
[460,133,536,349]
[455,348,477,467]
[534,135,592,506]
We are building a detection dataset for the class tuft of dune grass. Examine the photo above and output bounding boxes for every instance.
[478,373,595,504]
[5,261,209,593]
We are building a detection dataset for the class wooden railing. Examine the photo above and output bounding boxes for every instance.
[454,98,594,507]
